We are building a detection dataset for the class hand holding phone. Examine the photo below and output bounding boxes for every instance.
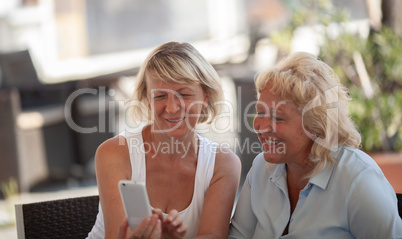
[118,180,152,230]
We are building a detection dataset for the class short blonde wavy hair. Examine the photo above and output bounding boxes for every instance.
[255,52,361,177]
[128,41,223,124]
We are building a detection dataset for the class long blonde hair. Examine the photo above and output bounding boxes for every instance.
[255,52,361,177]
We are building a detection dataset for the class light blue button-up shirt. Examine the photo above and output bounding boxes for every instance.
[229,146,402,239]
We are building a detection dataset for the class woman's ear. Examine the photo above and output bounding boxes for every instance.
[147,98,151,110]
[146,92,151,110]
[202,96,208,108]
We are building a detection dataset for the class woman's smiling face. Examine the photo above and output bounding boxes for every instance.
[147,77,207,139]
[253,81,313,166]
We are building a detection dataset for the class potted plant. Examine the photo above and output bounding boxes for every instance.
[267,0,401,191]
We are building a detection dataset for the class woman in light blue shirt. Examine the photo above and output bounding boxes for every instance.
[229,52,402,239]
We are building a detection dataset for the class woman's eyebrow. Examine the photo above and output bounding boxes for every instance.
[255,104,265,111]
[272,104,291,115]
[177,87,195,92]
[255,103,288,115]
[151,89,166,93]
[150,87,196,95]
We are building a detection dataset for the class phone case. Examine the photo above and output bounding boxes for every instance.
[118,180,152,230]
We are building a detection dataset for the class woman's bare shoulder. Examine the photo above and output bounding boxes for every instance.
[95,136,131,173]
[213,146,241,177]
[215,146,240,164]
[97,135,128,155]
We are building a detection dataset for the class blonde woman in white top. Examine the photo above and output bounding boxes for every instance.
[87,42,241,239]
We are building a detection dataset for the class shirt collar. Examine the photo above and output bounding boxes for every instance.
[308,148,342,189]
[268,147,343,189]
[269,161,334,189]
[269,163,287,183]
[308,162,334,190]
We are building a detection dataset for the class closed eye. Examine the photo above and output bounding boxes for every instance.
[153,94,166,99]
[256,112,266,117]
[272,116,284,122]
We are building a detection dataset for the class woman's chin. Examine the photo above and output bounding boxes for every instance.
[262,151,285,164]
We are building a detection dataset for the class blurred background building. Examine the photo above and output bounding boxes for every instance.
[0,0,401,235]
[0,0,251,196]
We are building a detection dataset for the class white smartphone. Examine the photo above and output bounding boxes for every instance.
[118,180,152,230]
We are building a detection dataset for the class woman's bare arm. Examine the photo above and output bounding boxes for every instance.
[196,147,242,239]
[95,136,132,239]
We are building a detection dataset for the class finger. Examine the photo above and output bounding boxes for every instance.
[165,223,187,239]
[177,224,187,235]
[152,208,164,221]
[152,208,162,215]
[165,209,179,223]
[117,219,129,239]
[163,210,178,233]
[142,215,159,238]
[149,219,162,239]
[132,217,151,237]
[170,213,183,228]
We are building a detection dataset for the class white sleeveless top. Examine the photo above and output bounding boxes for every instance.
[87,129,217,239]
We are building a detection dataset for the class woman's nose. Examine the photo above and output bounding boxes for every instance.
[165,94,182,114]
[254,115,274,134]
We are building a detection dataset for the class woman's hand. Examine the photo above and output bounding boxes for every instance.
[152,209,187,239]
[117,215,162,239]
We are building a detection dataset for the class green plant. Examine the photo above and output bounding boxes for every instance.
[0,177,19,228]
[271,0,349,55]
[319,23,402,152]
[270,0,401,152]
[0,177,18,199]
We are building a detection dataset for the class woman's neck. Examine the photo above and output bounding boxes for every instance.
[285,159,314,190]
[144,125,199,158]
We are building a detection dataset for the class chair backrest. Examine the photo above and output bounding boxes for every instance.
[0,50,41,90]
[15,195,99,239]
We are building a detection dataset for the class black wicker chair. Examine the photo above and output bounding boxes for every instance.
[15,195,99,239]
